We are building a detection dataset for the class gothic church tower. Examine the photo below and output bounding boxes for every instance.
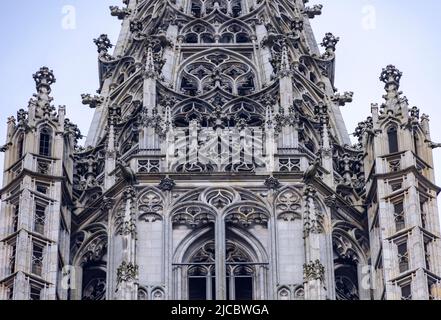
[1,0,440,300]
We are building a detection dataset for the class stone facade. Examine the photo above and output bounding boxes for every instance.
[0,0,440,300]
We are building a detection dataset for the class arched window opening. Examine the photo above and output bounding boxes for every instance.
[220,24,251,44]
[188,240,216,300]
[335,266,360,300]
[82,267,107,300]
[183,24,216,44]
[17,134,24,159]
[387,126,399,154]
[225,242,255,300]
[333,236,361,300]
[413,132,420,157]
[220,33,234,44]
[185,33,198,43]
[39,127,52,157]
[79,239,107,301]
[184,238,259,300]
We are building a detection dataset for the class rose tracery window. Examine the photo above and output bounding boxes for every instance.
[190,0,244,18]
[180,53,256,96]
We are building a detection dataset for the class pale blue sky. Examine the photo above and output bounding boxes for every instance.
[1,1,440,193]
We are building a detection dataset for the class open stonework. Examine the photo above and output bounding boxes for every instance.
[0,0,440,300]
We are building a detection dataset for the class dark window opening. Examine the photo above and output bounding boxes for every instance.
[181,77,198,96]
[420,201,427,229]
[189,277,208,300]
[424,241,431,271]
[236,33,251,43]
[191,2,202,17]
[36,183,49,195]
[32,244,44,276]
[398,242,409,273]
[188,264,215,300]
[401,284,412,300]
[237,77,255,96]
[414,134,419,156]
[17,135,24,159]
[201,33,215,43]
[387,126,399,154]
[9,245,16,274]
[34,204,46,234]
[232,3,242,17]
[39,128,52,157]
[394,203,405,232]
[234,277,253,300]
[30,286,42,300]
[220,34,234,44]
[7,286,14,300]
[185,33,198,43]
[12,205,19,233]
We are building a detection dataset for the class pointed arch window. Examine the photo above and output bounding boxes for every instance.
[413,132,420,157]
[17,134,24,159]
[387,126,399,154]
[184,240,258,300]
[39,127,52,157]
[225,243,254,300]
[188,241,216,300]
[220,24,251,44]
[184,24,215,44]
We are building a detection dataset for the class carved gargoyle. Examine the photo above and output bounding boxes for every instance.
[81,94,104,109]
[0,142,12,153]
[429,142,441,149]
[116,159,137,185]
[303,158,321,184]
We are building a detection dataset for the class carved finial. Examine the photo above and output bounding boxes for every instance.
[33,67,56,92]
[380,65,403,106]
[94,34,113,54]
[321,32,339,52]
[380,65,402,88]
[17,109,28,124]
